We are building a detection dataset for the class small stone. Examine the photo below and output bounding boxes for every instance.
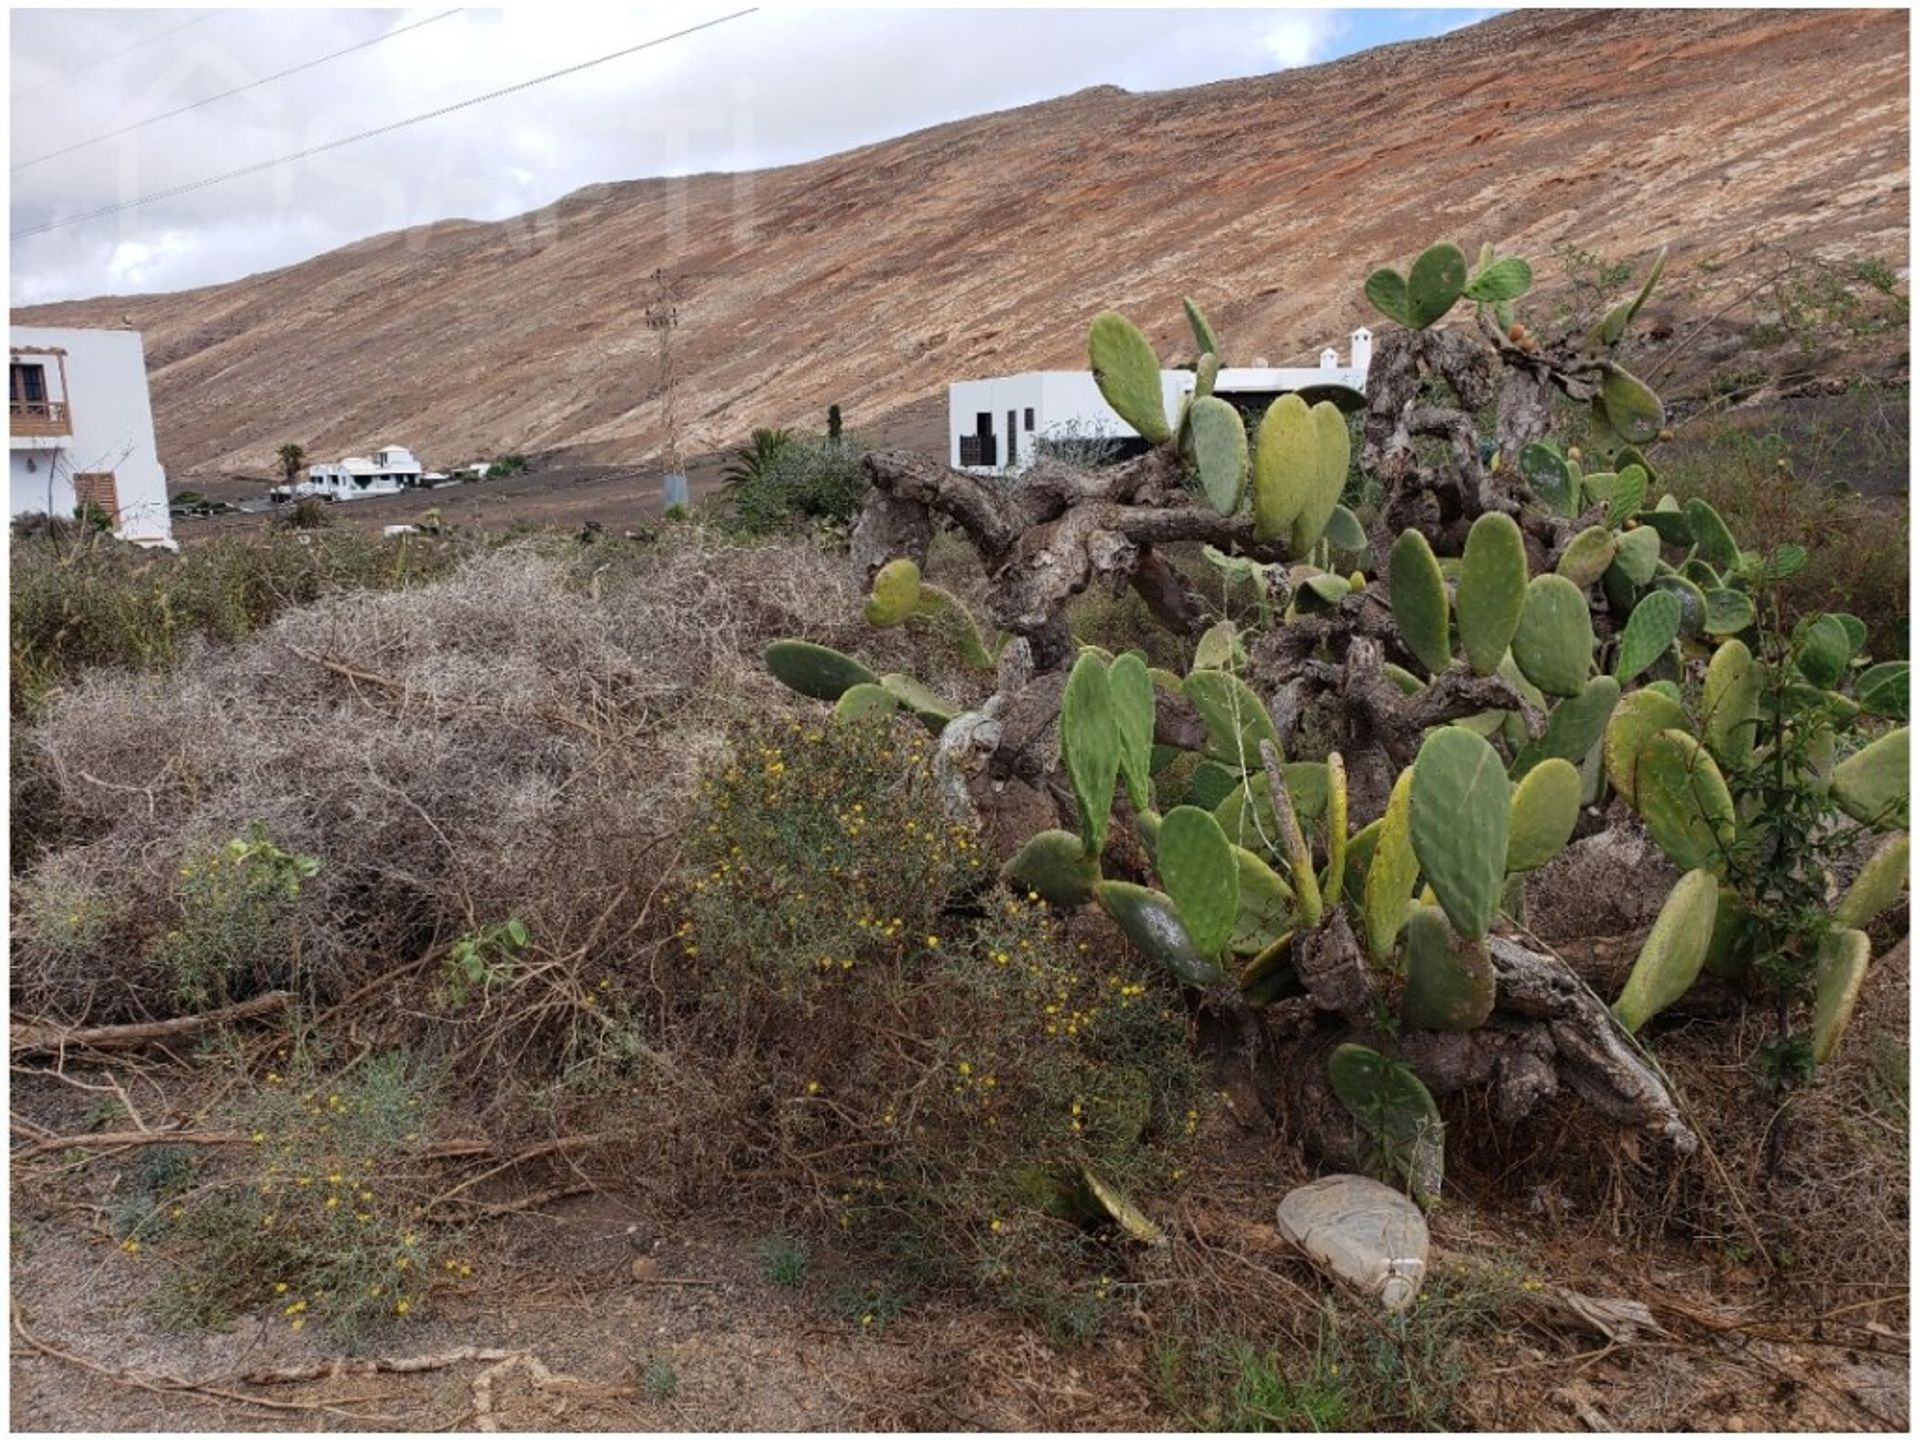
[1276,1173,1429,1312]
[630,1255,659,1281]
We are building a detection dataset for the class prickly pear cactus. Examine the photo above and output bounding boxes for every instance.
[1088,312,1171,444]
[1613,868,1719,1033]
[1456,512,1528,676]
[1407,728,1510,942]
[1327,1043,1444,1206]
[765,639,879,701]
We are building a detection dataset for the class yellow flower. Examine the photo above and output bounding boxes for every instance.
[275,1282,289,1294]
[396,1300,411,1316]
[290,1318,305,1332]
[989,1218,1002,1233]
[806,1080,821,1094]
[957,1062,972,1077]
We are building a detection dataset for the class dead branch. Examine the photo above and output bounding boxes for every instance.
[10,991,292,1054]
[426,1134,605,1210]
[9,1127,255,1163]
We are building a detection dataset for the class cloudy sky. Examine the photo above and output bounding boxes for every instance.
[11,5,1498,305]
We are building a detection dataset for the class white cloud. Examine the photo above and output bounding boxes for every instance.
[1262,12,1344,69]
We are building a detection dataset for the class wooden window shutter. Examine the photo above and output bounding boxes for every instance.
[73,471,120,518]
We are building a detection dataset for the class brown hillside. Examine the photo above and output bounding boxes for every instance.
[14,7,1909,476]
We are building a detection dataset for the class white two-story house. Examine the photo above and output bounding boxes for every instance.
[10,326,174,546]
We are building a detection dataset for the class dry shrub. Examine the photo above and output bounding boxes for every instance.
[11,530,967,1037]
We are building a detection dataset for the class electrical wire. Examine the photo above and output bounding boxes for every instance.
[12,12,218,103]
[13,10,465,174]
[12,8,759,242]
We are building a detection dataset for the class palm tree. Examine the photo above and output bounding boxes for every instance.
[720,427,796,496]
[275,443,306,503]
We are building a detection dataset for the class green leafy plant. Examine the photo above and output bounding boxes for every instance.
[155,823,320,1011]
[439,919,531,1010]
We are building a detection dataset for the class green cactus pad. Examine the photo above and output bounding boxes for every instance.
[1603,687,1693,804]
[1836,831,1909,930]
[1701,881,1751,980]
[1252,393,1316,543]
[1795,614,1853,689]
[880,673,959,733]
[1188,394,1249,516]
[1061,651,1120,856]
[1608,526,1661,590]
[1407,243,1469,329]
[1594,246,1667,346]
[1088,312,1170,444]
[1556,526,1619,589]
[1108,652,1157,814]
[1183,295,1221,358]
[1190,619,1247,672]
[1323,752,1349,909]
[1327,1043,1445,1206]
[1400,904,1497,1031]
[1408,727,1510,942]
[1596,364,1665,445]
[1512,675,1620,779]
[833,683,901,723]
[1614,590,1681,684]
[1607,467,1650,527]
[1182,669,1278,767]
[1811,928,1872,1066]
[1384,663,1425,696]
[1239,932,1303,1005]
[864,558,923,626]
[1857,662,1910,721]
[1512,574,1595,697]
[1184,759,1242,813]
[1634,508,1696,546]
[764,639,880,701]
[1521,442,1579,517]
[1157,806,1239,958]
[1095,881,1224,988]
[1635,730,1739,872]
[1389,529,1453,677]
[1363,267,1410,326]
[1194,352,1220,399]
[1683,498,1740,569]
[1702,588,1756,636]
[1506,758,1582,873]
[1457,512,1529,676]
[1700,639,1760,765]
[1324,504,1369,557]
[1288,401,1352,553]
[1612,868,1719,1033]
[1081,1169,1167,1246]
[1230,845,1296,956]
[1003,829,1102,907]
[1831,727,1909,828]
[1464,255,1533,303]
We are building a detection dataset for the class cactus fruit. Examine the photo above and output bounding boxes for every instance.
[1095,881,1224,988]
[1088,312,1172,444]
[1512,574,1595,697]
[1614,590,1682,684]
[1389,529,1452,676]
[1835,831,1910,929]
[1612,868,1719,1033]
[1634,730,1739,872]
[1290,401,1352,553]
[1407,243,1469,329]
[1700,639,1760,764]
[1400,904,1497,1031]
[833,683,900,723]
[1252,393,1316,542]
[1158,806,1240,957]
[1457,513,1529,676]
[1556,526,1619,589]
[765,639,880,701]
[1061,651,1121,856]
[1188,394,1249,516]
[1408,727,1510,942]
[1003,829,1102,907]
[1183,296,1222,358]
[1830,727,1910,827]
[1512,675,1620,778]
[1327,1043,1445,1205]
[1603,687,1693,805]
[1506,757,1581,872]
[1610,524,1661,586]
[880,673,959,732]
[1182,669,1278,767]
[1109,652,1157,814]
[1810,928,1872,1065]
[864,557,923,625]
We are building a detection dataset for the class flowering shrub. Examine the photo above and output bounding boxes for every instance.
[156,823,319,1010]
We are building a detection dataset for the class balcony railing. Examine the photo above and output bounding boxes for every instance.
[958,433,997,468]
[11,399,71,437]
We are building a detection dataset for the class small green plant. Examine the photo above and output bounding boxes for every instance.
[721,433,869,536]
[485,453,528,479]
[155,823,320,1010]
[275,442,306,499]
[758,1233,809,1288]
[439,919,530,1010]
[641,1356,679,1399]
[661,502,691,522]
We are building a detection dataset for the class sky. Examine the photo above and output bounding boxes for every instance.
[9,6,1499,305]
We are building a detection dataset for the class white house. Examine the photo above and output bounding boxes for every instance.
[283,444,427,501]
[949,327,1373,475]
[10,326,174,546]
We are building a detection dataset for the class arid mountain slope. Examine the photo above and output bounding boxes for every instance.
[16,7,1909,476]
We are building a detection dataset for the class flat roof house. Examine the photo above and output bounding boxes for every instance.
[949,328,1372,476]
[9,326,174,546]
[283,445,427,501]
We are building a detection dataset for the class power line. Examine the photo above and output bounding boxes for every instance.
[13,12,218,103]
[11,7,759,242]
[13,10,465,174]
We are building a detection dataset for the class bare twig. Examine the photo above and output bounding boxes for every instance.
[11,991,292,1054]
